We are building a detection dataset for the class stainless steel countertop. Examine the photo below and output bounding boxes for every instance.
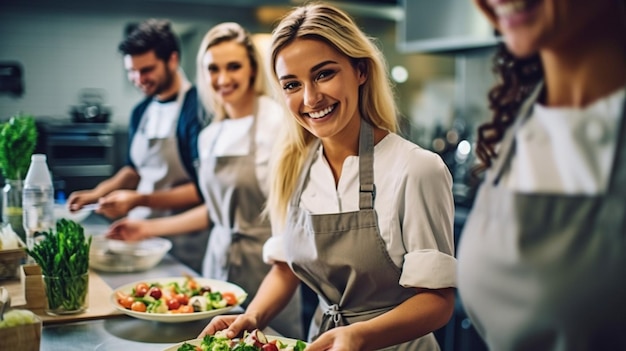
[40,213,244,351]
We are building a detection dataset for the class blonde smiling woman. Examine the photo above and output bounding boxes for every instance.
[200,3,457,351]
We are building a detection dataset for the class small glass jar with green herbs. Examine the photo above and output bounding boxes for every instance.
[26,219,91,315]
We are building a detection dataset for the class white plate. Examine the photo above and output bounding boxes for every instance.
[163,335,305,351]
[111,277,247,323]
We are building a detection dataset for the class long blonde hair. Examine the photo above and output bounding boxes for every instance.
[267,3,399,227]
[196,22,268,122]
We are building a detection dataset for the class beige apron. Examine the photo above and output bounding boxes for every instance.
[457,84,626,351]
[129,81,209,273]
[284,121,440,350]
[198,102,302,339]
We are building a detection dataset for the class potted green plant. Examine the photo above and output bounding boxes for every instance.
[0,114,38,242]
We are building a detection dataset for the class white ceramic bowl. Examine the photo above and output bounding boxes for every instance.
[89,236,172,272]
[53,204,91,223]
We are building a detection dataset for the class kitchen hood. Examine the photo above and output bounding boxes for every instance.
[397,0,500,54]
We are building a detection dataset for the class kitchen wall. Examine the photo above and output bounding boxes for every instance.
[0,0,473,126]
[0,0,497,178]
[0,1,267,125]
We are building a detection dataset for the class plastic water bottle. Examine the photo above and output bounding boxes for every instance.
[22,154,55,251]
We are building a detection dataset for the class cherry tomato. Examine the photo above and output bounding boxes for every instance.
[116,291,134,309]
[174,293,189,305]
[147,287,162,300]
[166,298,180,310]
[118,296,134,309]
[221,292,237,306]
[116,291,129,300]
[187,279,198,290]
[262,343,279,351]
[134,283,149,297]
[177,305,194,313]
[130,301,147,312]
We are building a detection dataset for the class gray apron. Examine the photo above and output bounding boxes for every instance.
[198,104,302,339]
[284,121,440,350]
[129,81,209,274]
[457,84,626,351]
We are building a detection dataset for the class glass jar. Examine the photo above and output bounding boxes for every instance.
[2,179,25,243]
[42,272,89,315]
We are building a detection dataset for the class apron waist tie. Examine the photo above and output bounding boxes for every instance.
[326,304,342,325]
[319,300,395,331]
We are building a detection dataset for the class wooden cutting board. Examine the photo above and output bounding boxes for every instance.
[2,265,122,325]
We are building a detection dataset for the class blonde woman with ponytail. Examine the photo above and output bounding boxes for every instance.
[108,22,302,339]
[201,4,456,350]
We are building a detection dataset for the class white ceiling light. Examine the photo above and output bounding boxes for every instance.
[391,65,408,83]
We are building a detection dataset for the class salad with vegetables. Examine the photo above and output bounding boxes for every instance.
[115,276,240,314]
[177,329,307,351]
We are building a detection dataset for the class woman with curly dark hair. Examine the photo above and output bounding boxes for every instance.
[458,0,626,350]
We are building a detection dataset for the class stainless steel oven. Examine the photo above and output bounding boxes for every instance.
[39,119,116,195]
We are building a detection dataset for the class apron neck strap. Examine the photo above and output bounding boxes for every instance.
[289,118,377,209]
[248,96,260,155]
[358,120,376,210]
[491,81,545,185]
[605,87,626,193]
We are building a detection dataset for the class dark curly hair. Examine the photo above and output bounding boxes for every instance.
[118,19,180,62]
[474,43,543,173]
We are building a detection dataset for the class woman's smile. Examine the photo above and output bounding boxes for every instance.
[488,0,541,29]
[305,103,337,120]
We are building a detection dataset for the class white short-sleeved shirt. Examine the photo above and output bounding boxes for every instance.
[198,95,284,196]
[505,87,625,194]
[264,133,457,289]
[142,99,178,138]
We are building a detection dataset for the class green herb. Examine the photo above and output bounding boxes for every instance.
[176,343,198,351]
[26,219,92,312]
[294,340,307,351]
[0,114,37,180]
[232,344,258,351]
[204,334,233,351]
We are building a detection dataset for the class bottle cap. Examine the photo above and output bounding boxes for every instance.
[31,154,47,162]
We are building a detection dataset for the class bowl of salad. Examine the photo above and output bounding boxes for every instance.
[111,276,247,323]
[168,329,308,351]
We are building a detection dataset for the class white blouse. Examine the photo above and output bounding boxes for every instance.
[505,88,625,194]
[198,95,284,196]
[264,133,457,289]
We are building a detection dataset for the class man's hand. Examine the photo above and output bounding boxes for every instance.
[97,190,143,219]
[67,190,100,212]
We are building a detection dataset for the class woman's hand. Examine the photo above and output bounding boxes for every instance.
[105,219,152,241]
[199,313,259,339]
[306,325,365,351]
[97,190,142,219]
